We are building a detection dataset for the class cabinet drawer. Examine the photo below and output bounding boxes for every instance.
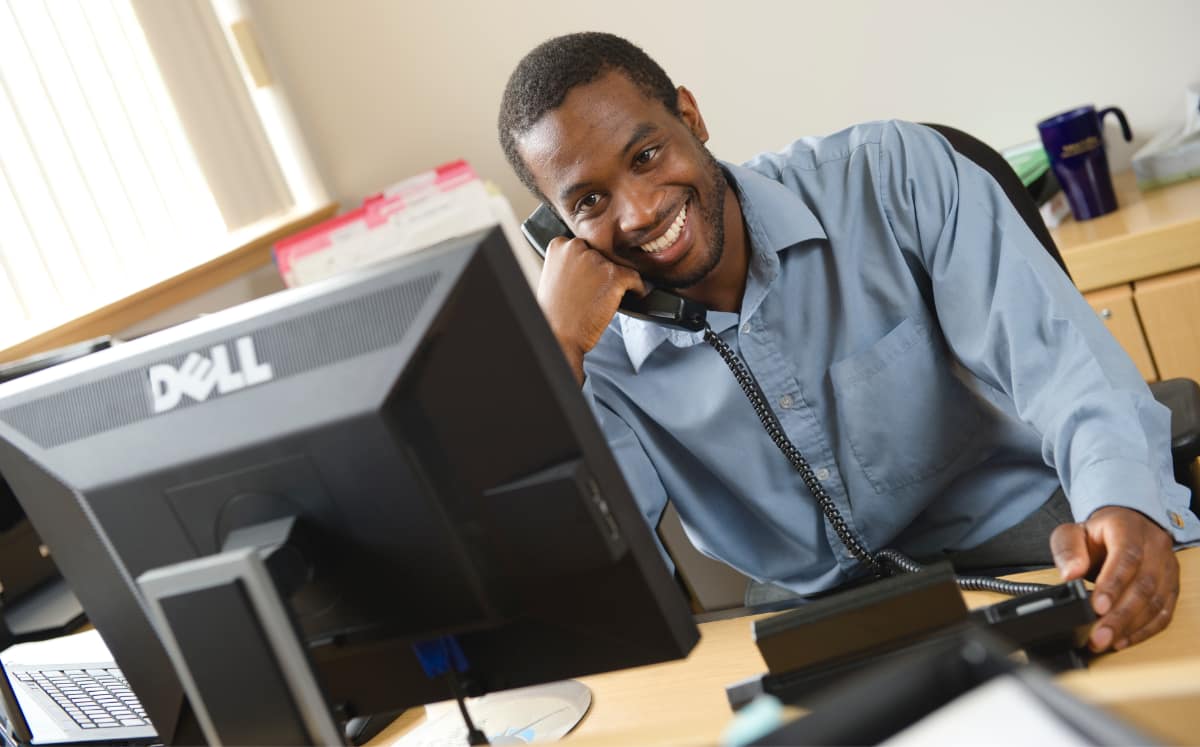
[1134,266,1200,384]
[1085,284,1158,382]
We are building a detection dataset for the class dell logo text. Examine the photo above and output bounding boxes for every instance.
[149,337,274,413]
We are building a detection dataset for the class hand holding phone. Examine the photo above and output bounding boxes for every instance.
[523,209,649,384]
[523,205,706,331]
[523,205,705,379]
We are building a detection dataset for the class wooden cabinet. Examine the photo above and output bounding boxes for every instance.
[1134,266,1200,383]
[1085,284,1158,381]
[1056,172,1200,387]
[1053,172,1200,294]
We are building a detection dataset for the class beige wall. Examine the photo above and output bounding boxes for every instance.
[125,0,1199,335]
[246,0,1199,221]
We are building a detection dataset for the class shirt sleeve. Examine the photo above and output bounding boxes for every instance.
[580,374,676,570]
[877,120,1194,540]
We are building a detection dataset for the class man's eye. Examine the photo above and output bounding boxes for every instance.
[634,146,659,165]
[575,193,601,213]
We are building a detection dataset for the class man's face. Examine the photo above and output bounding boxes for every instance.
[516,71,728,291]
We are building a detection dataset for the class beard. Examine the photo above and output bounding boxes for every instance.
[641,145,728,290]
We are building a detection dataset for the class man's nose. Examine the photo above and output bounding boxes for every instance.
[616,187,663,237]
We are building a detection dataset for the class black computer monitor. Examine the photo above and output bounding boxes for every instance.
[0,337,112,640]
[0,336,114,538]
[0,228,698,743]
[0,338,114,386]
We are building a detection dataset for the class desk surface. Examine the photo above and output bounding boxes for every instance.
[1053,171,1200,292]
[372,547,1200,746]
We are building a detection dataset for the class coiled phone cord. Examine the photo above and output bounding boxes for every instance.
[702,325,1049,597]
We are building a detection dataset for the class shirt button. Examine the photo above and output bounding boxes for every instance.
[779,394,794,409]
[741,322,752,334]
[1169,511,1185,529]
[815,467,831,481]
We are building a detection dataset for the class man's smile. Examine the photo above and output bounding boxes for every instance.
[640,200,688,254]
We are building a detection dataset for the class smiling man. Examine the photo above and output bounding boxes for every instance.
[497,32,1199,653]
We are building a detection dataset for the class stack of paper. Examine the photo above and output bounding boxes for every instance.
[1001,140,1050,189]
[273,160,540,289]
[1000,140,1069,228]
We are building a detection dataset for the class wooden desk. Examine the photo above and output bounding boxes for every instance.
[372,547,1200,746]
[1054,172,1200,294]
[1054,172,1200,384]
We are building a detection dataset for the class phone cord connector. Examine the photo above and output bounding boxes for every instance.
[703,325,1050,596]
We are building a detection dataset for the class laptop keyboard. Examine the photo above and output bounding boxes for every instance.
[13,667,148,730]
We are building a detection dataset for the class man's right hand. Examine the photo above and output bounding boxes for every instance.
[537,236,647,385]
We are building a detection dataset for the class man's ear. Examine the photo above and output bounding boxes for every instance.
[676,86,709,143]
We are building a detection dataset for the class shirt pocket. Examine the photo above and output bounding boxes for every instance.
[828,317,984,493]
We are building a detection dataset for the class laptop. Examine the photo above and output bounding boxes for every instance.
[0,631,156,746]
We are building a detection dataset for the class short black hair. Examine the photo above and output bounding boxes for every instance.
[498,32,680,200]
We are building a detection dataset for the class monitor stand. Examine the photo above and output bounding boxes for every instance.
[135,515,593,745]
[136,516,345,745]
[415,680,591,744]
[341,679,592,745]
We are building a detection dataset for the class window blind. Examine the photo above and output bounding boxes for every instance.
[0,0,317,351]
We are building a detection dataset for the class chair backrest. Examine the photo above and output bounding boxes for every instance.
[921,123,1072,281]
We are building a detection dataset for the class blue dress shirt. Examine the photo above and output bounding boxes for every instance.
[581,120,1200,595]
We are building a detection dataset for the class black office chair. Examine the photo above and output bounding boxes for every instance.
[924,123,1200,513]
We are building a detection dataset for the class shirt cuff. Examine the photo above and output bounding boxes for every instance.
[1068,456,1195,539]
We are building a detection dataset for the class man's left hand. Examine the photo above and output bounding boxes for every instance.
[1049,506,1178,652]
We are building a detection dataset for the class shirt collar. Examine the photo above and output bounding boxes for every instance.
[617,160,827,372]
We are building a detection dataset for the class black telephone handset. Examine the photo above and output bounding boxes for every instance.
[521,203,707,332]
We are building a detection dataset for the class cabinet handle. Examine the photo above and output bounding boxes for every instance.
[1099,308,1113,320]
